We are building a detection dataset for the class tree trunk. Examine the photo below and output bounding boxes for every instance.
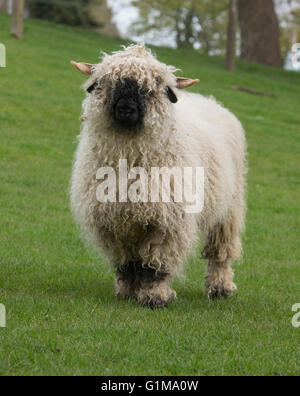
[238,0,281,67]
[11,0,24,39]
[0,0,8,13]
[175,7,184,49]
[184,7,196,49]
[226,0,237,72]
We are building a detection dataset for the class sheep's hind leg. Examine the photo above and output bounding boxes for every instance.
[202,221,242,300]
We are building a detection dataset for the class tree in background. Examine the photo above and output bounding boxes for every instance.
[238,0,282,67]
[11,0,24,39]
[276,0,300,59]
[225,0,237,72]
[29,0,99,27]
[131,0,228,54]
[90,0,118,36]
[0,0,8,12]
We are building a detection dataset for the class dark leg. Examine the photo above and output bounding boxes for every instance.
[115,261,176,308]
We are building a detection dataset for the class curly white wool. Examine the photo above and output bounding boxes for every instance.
[70,44,247,280]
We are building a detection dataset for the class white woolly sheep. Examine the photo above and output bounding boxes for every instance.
[70,44,247,308]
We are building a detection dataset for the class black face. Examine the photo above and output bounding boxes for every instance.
[87,77,178,130]
[110,78,146,129]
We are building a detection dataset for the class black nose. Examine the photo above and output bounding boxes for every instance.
[114,98,139,127]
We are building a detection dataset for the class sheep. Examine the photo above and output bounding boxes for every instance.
[70,43,247,308]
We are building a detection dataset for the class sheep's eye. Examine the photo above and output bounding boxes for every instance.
[87,82,98,94]
[148,90,156,98]
[155,76,163,86]
[166,86,178,103]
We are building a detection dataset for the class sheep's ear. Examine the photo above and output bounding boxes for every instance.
[177,77,200,89]
[70,61,94,76]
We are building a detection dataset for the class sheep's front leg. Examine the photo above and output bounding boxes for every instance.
[137,271,177,309]
[115,262,176,308]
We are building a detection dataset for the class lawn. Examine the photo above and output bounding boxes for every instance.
[0,13,299,376]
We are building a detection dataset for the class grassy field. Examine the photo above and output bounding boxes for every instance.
[0,13,299,376]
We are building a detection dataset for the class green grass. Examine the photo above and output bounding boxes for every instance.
[0,13,300,376]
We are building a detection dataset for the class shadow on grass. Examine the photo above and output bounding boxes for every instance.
[9,259,245,313]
